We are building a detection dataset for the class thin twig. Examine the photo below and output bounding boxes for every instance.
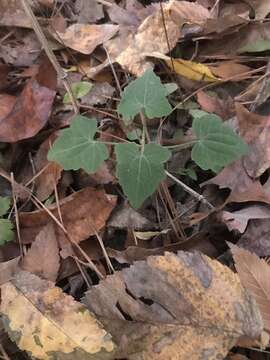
[165,170,215,209]
[21,0,79,114]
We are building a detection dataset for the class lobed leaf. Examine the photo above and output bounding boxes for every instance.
[118,69,173,122]
[191,114,249,172]
[115,143,171,208]
[48,116,109,173]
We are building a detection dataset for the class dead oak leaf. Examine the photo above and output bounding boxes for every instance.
[1,271,115,360]
[236,103,270,178]
[201,160,270,204]
[220,205,270,234]
[0,79,55,142]
[231,244,270,331]
[19,187,117,245]
[56,24,119,55]
[238,219,270,257]
[21,222,60,282]
[244,0,270,19]
[84,251,263,360]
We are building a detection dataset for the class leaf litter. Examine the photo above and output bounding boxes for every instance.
[1,0,270,359]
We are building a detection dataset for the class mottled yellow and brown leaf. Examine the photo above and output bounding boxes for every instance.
[1,271,115,360]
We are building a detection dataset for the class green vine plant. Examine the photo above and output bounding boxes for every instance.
[48,69,248,209]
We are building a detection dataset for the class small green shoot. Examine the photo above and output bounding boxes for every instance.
[63,81,93,104]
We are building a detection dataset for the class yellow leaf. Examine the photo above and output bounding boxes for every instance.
[166,58,219,82]
[1,271,115,360]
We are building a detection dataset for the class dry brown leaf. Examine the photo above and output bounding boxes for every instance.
[75,0,104,23]
[56,24,119,55]
[89,0,210,76]
[0,257,20,285]
[245,0,270,19]
[0,0,32,27]
[238,219,270,257]
[34,133,63,201]
[231,244,270,331]
[19,187,117,246]
[201,160,270,204]
[84,251,263,359]
[197,90,234,120]
[220,205,270,233]
[236,103,270,178]
[1,271,115,359]
[209,62,252,81]
[21,222,60,282]
[0,79,55,142]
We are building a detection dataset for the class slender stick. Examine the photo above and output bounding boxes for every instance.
[165,170,215,209]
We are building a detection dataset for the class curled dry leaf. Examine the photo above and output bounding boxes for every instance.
[1,271,115,360]
[220,205,270,234]
[231,244,270,331]
[90,0,210,76]
[0,79,55,142]
[56,24,119,55]
[21,222,60,282]
[202,160,270,204]
[244,0,270,20]
[84,251,263,359]
[19,187,117,245]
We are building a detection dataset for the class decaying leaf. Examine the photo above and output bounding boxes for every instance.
[202,160,270,204]
[21,222,60,282]
[231,244,270,331]
[0,79,55,142]
[0,257,20,285]
[19,187,117,245]
[220,205,270,233]
[56,24,119,55]
[238,219,270,257]
[167,57,218,82]
[89,0,210,76]
[84,251,263,359]
[1,271,115,359]
[236,103,270,178]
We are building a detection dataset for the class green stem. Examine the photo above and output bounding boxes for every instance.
[165,140,197,150]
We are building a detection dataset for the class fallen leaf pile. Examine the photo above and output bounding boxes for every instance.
[1,0,270,359]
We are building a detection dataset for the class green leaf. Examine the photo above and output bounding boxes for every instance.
[63,81,93,104]
[191,115,249,172]
[48,116,109,173]
[115,143,171,208]
[0,197,10,217]
[239,40,270,53]
[118,69,173,122]
[0,219,14,245]
[164,83,178,95]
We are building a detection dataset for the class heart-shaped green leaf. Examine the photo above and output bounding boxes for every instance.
[48,116,109,173]
[118,69,173,122]
[115,143,171,208]
[191,114,248,172]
